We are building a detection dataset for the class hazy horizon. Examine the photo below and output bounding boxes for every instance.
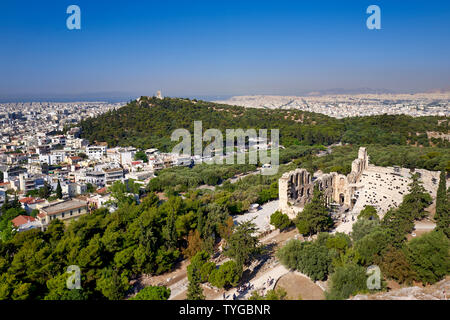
[1,0,449,100]
[1,86,448,103]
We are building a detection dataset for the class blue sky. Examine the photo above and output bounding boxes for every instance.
[0,0,449,100]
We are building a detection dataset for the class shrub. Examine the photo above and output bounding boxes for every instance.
[405,231,450,284]
[187,251,211,283]
[325,233,352,254]
[200,261,216,283]
[277,239,333,281]
[249,287,289,300]
[355,229,391,266]
[379,246,416,285]
[351,219,380,242]
[276,239,304,270]
[209,261,240,288]
[326,264,367,300]
[131,286,171,300]
[270,211,292,231]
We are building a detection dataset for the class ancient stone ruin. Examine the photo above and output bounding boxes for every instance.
[279,147,369,219]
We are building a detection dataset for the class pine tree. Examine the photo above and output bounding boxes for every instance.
[162,211,177,250]
[224,219,259,273]
[186,266,205,300]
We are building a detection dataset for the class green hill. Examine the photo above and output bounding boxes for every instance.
[79,96,449,151]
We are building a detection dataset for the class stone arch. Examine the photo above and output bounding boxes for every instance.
[339,193,345,205]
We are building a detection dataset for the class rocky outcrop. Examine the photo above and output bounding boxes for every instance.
[350,278,450,300]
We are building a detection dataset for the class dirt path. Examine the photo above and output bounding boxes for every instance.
[129,259,190,299]
[275,272,325,300]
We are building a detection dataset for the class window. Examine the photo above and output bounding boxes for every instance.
[62,212,65,218]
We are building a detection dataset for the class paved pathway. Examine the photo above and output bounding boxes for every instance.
[213,264,290,300]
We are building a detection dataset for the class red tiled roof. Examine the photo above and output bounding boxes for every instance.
[11,215,35,227]
[19,197,35,204]
[95,187,107,194]
[19,197,45,205]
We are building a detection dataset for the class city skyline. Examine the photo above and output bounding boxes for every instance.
[1,0,450,101]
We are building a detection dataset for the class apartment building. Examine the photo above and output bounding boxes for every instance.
[104,167,124,185]
[36,198,88,230]
[87,145,107,160]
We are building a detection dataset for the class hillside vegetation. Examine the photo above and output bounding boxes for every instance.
[79,97,449,151]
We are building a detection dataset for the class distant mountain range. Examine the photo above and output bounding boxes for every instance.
[426,86,450,94]
[305,87,450,96]
[304,88,397,96]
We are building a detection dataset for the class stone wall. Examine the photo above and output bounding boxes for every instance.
[279,147,369,218]
[278,169,314,218]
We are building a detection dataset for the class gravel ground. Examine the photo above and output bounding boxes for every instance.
[233,200,279,234]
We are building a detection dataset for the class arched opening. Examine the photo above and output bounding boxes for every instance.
[339,193,345,205]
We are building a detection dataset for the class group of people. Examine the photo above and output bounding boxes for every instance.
[263,276,274,287]
[341,215,355,223]
[222,276,280,301]
[221,282,254,300]
[237,282,253,294]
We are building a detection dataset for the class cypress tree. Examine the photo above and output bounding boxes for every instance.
[56,180,63,199]
[435,171,449,237]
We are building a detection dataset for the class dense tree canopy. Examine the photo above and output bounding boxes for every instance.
[0,188,236,300]
[79,98,449,152]
[276,233,348,281]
